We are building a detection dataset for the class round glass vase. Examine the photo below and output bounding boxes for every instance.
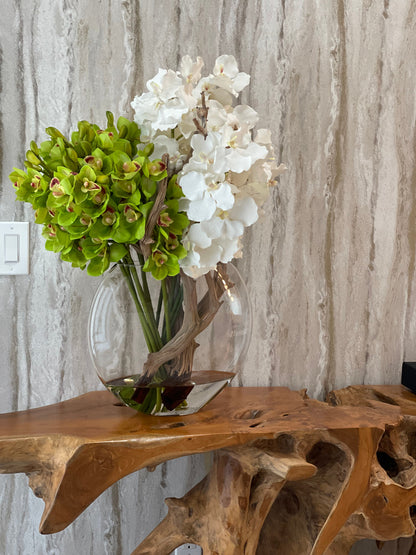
[88,261,252,416]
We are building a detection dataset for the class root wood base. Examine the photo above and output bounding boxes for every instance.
[0,386,416,554]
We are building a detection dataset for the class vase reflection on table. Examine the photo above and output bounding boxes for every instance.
[88,260,251,415]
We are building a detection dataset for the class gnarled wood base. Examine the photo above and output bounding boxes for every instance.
[1,386,416,554]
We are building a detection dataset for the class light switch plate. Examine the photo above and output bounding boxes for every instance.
[0,222,29,275]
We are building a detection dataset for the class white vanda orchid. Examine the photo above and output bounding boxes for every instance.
[180,197,258,277]
[131,68,195,135]
[212,55,251,94]
[179,170,235,222]
[131,54,285,277]
[228,129,287,207]
[213,105,268,173]
[225,140,268,173]
[180,55,204,94]
[183,132,229,177]
[149,134,192,172]
[150,135,181,161]
[193,55,250,107]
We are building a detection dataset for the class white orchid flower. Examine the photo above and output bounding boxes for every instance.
[131,68,195,134]
[184,132,228,177]
[225,141,268,173]
[179,170,235,222]
[150,135,181,160]
[130,54,284,274]
[191,55,249,107]
[212,55,250,94]
[228,130,287,206]
[180,55,204,94]
[206,99,229,132]
[180,238,223,278]
[180,196,258,277]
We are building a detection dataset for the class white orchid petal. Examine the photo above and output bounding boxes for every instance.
[197,243,223,267]
[226,142,268,173]
[230,197,258,227]
[187,196,216,222]
[222,219,244,239]
[187,223,212,248]
[232,72,250,92]
[219,238,241,263]
[213,55,239,78]
[180,55,204,88]
[226,149,255,172]
[211,183,235,211]
[180,171,207,201]
[199,217,223,239]
[181,264,209,279]
[199,217,222,239]
[150,135,181,161]
[233,105,259,128]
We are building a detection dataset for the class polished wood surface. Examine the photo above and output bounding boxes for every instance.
[0,385,415,554]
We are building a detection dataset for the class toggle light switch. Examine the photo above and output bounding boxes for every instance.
[0,222,29,275]
[4,234,19,263]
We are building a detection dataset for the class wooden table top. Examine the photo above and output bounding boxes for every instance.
[0,385,411,535]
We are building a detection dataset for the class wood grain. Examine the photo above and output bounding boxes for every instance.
[0,385,407,555]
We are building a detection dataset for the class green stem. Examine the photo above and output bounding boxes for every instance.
[125,252,163,350]
[170,278,184,321]
[156,287,163,329]
[161,278,171,341]
[119,262,156,352]
[155,387,162,413]
[137,252,161,336]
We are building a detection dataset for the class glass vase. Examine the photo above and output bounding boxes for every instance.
[88,261,252,415]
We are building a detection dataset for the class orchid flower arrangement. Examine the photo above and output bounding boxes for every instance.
[10,54,284,281]
[9,56,285,412]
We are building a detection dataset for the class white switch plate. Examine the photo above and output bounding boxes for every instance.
[0,222,29,275]
[171,545,202,554]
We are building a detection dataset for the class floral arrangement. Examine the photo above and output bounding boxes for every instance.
[9,55,285,413]
[10,55,285,280]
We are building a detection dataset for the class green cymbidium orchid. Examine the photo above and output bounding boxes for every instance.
[9,112,189,280]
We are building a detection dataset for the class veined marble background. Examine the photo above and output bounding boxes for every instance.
[1,1,416,554]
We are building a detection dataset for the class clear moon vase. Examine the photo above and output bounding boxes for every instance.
[88,262,252,415]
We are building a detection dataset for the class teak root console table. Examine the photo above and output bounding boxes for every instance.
[1,385,416,554]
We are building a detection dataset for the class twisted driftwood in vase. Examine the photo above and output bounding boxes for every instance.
[141,265,230,383]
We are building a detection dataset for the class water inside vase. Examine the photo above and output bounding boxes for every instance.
[105,369,236,416]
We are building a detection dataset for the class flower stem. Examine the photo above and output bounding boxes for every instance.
[125,252,163,351]
[156,288,163,329]
[161,278,171,341]
[155,387,162,413]
[119,262,156,352]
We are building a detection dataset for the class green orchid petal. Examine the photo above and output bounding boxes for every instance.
[109,243,128,262]
[87,253,110,276]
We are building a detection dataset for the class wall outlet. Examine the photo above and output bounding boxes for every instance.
[171,545,202,554]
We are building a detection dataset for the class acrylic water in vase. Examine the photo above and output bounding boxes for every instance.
[9,54,285,415]
[88,259,251,414]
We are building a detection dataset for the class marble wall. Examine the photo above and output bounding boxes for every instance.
[1,0,416,553]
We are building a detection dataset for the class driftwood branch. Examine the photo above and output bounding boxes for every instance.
[140,266,229,383]
[139,153,169,258]
[192,91,209,138]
